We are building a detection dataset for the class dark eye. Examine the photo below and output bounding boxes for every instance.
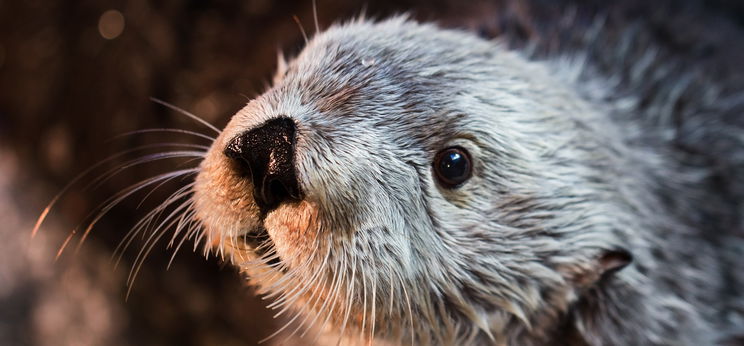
[433,147,472,188]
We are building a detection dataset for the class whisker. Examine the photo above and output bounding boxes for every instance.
[288,269,329,339]
[87,150,205,192]
[55,230,76,261]
[336,252,356,346]
[83,153,203,249]
[70,169,197,258]
[192,219,211,255]
[134,159,203,210]
[134,201,193,274]
[136,175,182,210]
[113,182,196,266]
[292,15,309,43]
[370,269,377,345]
[110,128,216,143]
[148,209,193,271]
[268,254,323,315]
[150,98,221,135]
[75,174,196,258]
[300,246,335,338]
[388,268,396,338]
[126,196,195,294]
[397,270,415,346]
[262,241,321,296]
[309,238,345,341]
[244,251,282,270]
[360,262,368,344]
[167,208,196,249]
[91,169,197,238]
[121,187,195,281]
[248,262,284,284]
[312,0,319,34]
[166,216,202,270]
[258,260,323,344]
[133,184,194,243]
[65,151,204,245]
[135,191,195,256]
[244,253,283,273]
[285,244,333,341]
[32,144,203,239]
[165,210,195,267]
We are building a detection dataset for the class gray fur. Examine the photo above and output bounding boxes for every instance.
[193,16,744,345]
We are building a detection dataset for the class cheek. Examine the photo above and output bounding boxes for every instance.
[263,200,321,267]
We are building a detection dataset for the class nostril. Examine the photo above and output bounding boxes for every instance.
[257,178,293,211]
[269,179,288,201]
[224,150,252,179]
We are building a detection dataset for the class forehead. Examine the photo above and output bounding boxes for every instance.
[276,19,495,99]
[289,18,433,75]
[265,24,445,121]
[247,19,525,152]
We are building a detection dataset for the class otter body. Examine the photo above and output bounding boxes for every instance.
[193,15,744,345]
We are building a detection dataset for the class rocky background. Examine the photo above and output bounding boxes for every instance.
[1,1,743,345]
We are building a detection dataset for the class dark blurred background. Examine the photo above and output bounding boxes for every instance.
[1,1,743,345]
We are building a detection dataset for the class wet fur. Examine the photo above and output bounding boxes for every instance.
[193,16,744,345]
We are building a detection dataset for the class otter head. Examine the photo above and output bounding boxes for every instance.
[194,17,633,345]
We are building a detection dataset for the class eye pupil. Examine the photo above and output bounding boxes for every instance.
[434,147,472,188]
[440,152,464,176]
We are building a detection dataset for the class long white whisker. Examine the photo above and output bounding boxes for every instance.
[301,244,335,338]
[258,256,325,345]
[167,217,202,269]
[370,268,377,345]
[105,178,197,265]
[285,244,333,341]
[397,270,415,345]
[309,245,345,342]
[88,150,205,192]
[312,0,319,34]
[134,156,203,210]
[336,252,357,345]
[130,182,194,244]
[111,128,216,143]
[269,247,324,316]
[126,197,194,293]
[292,15,309,43]
[168,208,195,249]
[71,169,197,256]
[360,261,368,343]
[114,182,196,265]
[33,144,203,238]
[150,97,221,134]
[263,241,321,296]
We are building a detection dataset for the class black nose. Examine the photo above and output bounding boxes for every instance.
[224,117,302,213]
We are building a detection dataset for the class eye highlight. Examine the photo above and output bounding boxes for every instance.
[433,147,472,188]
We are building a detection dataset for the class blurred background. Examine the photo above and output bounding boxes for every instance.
[1,0,743,345]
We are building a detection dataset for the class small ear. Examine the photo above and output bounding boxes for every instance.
[560,247,633,288]
[597,248,633,278]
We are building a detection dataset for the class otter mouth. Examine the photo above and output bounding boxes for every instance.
[238,225,270,249]
[232,200,318,271]
[238,224,281,266]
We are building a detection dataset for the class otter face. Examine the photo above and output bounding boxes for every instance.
[194,17,632,344]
